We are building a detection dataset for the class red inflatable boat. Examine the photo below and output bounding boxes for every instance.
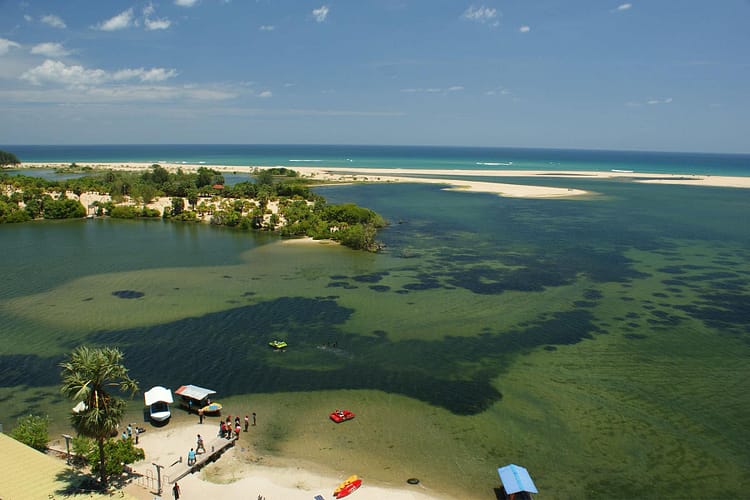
[330,409,355,423]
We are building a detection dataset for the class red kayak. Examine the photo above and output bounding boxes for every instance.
[330,409,355,423]
[334,478,362,498]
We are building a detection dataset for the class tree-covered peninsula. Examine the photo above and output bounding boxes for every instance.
[0,165,386,251]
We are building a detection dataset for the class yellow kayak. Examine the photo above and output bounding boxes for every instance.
[201,402,223,414]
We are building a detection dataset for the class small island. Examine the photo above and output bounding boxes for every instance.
[0,162,386,252]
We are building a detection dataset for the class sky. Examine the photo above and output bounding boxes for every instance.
[0,1,748,153]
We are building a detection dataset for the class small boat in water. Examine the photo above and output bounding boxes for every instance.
[144,386,174,422]
[330,409,355,423]
[269,340,288,349]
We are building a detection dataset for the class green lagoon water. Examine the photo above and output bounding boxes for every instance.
[1,177,749,498]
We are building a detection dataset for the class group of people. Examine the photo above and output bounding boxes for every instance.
[120,423,142,444]
[219,415,243,440]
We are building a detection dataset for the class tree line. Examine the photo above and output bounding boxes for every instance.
[1,164,386,251]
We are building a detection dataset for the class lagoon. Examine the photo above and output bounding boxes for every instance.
[1,160,749,498]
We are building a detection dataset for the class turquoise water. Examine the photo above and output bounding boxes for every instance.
[4,144,750,175]
[1,149,749,498]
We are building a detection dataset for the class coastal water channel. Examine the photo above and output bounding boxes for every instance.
[1,177,749,498]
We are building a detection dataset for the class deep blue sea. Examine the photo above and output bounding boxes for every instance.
[3,144,750,176]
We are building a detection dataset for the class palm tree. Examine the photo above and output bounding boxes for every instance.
[60,346,139,489]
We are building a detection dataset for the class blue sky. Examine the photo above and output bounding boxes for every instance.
[1,1,748,153]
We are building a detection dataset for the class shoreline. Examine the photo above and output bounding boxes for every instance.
[119,420,448,500]
[16,162,750,198]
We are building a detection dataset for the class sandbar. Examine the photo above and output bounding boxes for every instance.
[18,162,750,199]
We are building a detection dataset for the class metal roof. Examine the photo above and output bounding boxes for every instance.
[174,384,216,401]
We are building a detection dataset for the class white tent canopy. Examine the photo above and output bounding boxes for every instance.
[144,386,174,406]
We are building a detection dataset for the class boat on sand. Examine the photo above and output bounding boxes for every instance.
[334,475,362,498]
[144,386,173,422]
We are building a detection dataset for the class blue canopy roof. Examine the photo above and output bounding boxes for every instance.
[497,464,538,494]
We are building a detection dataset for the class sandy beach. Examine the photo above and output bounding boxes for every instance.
[123,420,447,500]
[20,162,750,199]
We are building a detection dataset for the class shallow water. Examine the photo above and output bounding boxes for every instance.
[1,177,749,498]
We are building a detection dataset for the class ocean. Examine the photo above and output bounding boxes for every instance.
[1,145,749,498]
[4,144,750,176]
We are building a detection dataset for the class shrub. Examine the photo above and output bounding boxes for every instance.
[11,414,50,451]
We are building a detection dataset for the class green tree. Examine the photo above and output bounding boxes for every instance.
[59,346,139,490]
[74,436,145,480]
[171,197,185,216]
[0,149,21,167]
[11,414,50,451]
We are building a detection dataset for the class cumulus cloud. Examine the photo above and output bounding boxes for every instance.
[143,3,171,30]
[20,59,177,87]
[31,42,72,58]
[519,25,530,33]
[0,38,21,56]
[175,0,200,6]
[462,6,499,25]
[41,14,67,29]
[616,3,633,11]
[95,9,135,31]
[259,25,275,31]
[312,6,330,23]
[258,90,272,98]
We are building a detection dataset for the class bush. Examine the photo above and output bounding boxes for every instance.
[75,437,145,480]
[11,414,50,451]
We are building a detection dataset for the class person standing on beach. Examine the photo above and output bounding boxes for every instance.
[199,408,204,424]
[196,434,205,454]
[172,482,180,500]
[187,447,196,466]
[252,412,257,426]
[244,414,249,432]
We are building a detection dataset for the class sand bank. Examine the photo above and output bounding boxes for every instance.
[124,421,446,500]
[20,162,750,199]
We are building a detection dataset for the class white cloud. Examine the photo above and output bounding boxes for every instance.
[145,17,172,30]
[519,25,530,33]
[41,14,67,29]
[20,59,177,87]
[258,90,273,98]
[462,6,498,25]
[259,25,275,31]
[312,6,330,23]
[175,0,200,7]
[485,86,512,97]
[616,3,633,11]
[647,97,672,105]
[30,42,72,58]
[0,38,22,56]
[96,9,135,31]
[400,86,463,94]
[628,97,672,107]
[24,15,33,22]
